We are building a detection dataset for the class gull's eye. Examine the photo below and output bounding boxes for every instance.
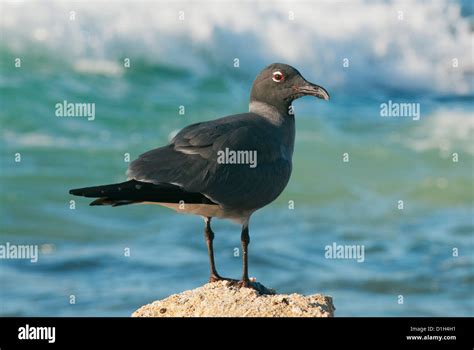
[272,71,284,83]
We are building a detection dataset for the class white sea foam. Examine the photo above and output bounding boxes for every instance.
[403,110,474,155]
[73,59,123,76]
[1,0,472,95]
[2,130,124,149]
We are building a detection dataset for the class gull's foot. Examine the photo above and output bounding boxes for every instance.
[236,279,251,288]
[209,274,238,283]
[232,279,276,295]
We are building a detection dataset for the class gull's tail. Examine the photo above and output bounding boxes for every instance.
[69,180,215,207]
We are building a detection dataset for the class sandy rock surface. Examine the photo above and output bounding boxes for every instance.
[132,281,335,317]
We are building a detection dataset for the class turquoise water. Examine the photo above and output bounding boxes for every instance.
[0,0,473,316]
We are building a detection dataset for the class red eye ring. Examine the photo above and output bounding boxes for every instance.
[272,71,284,82]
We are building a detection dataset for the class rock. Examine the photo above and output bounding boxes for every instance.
[132,281,335,317]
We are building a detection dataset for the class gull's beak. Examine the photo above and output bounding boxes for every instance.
[297,81,330,101]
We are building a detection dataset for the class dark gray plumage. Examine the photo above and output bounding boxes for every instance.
[70,63,329,290]
[127,113,292,212]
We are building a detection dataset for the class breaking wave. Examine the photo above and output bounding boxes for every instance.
[1,0,472,96]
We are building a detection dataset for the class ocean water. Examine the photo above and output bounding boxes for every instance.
[0,0,473,316]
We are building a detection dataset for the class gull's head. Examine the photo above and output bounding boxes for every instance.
[250,63,329,115]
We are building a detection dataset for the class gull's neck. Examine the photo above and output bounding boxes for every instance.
[249,101,293,126]
[249,100,295,158]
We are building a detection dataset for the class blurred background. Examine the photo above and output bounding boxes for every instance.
[0,0,472,316]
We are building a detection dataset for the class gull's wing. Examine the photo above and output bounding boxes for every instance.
[127,113,291,210]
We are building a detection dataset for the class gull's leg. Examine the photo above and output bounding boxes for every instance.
[234,223,273,294]
[204,217,222,282]
[238,223,251,288]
